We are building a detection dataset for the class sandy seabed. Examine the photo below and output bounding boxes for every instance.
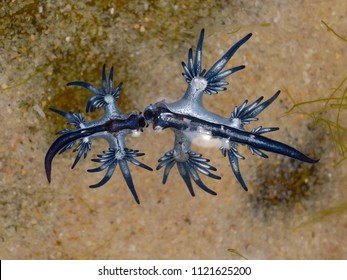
[0,0,346,259]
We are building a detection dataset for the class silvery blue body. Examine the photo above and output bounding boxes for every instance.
[144,29,317,194]
[45,65,151,204]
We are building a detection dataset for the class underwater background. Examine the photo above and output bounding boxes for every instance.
[0,0,346,259]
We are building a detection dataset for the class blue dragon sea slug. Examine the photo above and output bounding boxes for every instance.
[45,65,152,204]
[144,29,318,195]
[45,29,318,203]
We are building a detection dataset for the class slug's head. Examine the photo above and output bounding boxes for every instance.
[143,101,170,124]
[143,104,156,122]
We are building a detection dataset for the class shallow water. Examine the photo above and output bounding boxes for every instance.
[0,0,346,259]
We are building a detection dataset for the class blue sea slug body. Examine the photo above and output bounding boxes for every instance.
[144,29,318,194]
[45,65,152,204]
